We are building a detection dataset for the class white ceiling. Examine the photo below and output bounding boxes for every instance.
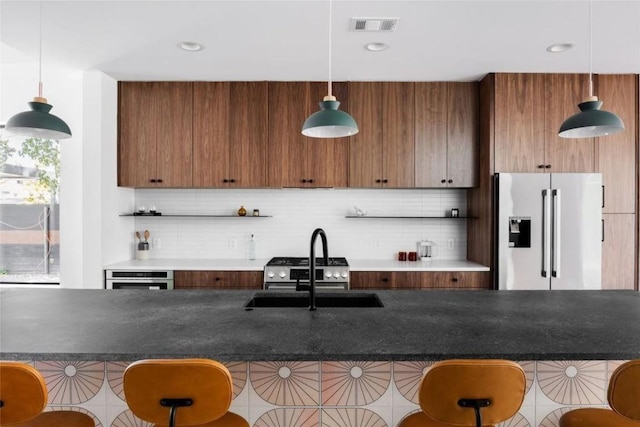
[1,0,640,82]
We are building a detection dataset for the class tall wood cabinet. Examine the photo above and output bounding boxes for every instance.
[595,74,638,289]
[349,82,415,188]
[493,74,594,173]
[193,82,268,188]
[415,82,479,187]
[267,82,349,187]
[118,82,193,187]
[470,73,638,290]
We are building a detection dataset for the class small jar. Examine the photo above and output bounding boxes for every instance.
[253,209,260,217]
[238,206,247,216]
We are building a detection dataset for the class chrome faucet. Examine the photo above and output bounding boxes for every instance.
[296,228,328,311]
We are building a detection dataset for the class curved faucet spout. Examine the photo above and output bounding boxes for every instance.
[308,228,328,311]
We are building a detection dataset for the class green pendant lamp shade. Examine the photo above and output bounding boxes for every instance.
[559,96,624,138]
[302,96,359,138]
[6,97,72,140]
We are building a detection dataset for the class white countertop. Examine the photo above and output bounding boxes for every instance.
[104,258,489,272]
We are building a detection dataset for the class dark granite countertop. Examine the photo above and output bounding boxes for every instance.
[1,289,638,361]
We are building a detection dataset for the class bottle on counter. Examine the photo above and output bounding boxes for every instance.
[248,234,256,260]
[238,206,247,216]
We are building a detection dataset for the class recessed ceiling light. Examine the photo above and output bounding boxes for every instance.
[546,43,575,53]
[179,41,203,52]
[365,42,388,52]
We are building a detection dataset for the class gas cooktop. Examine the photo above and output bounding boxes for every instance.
[266,257,349,267]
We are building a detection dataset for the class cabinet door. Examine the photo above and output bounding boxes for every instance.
[390,272,423,289]
[174,271,263,289]
[229,82,269,188]
[118,82,157,187]
[545,74,595,172]
[350,271,393,289]
[349,82,384,187]
[306,82,349,187]
[268,82,309,187]
[602,214,636,290]
[193,82,230,187]
[447,82,479,187]
[494,74,545,173]
[596,75,637,213]
[383,82,415,188]
[430,272,491,289]
[415,82,448,187]
[155,82,193,187]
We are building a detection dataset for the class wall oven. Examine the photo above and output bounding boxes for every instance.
[105,270,174,290]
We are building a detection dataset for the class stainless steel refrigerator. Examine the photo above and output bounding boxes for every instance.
[495,173,602,290]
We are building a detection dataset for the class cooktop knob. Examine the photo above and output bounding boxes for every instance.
[333,272,341,278]
[341,271,348,278]
[278,271,287,279]
[267,271,275,278]
[325,271,332,278]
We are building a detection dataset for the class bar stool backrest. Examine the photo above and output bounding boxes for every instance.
[608,360,640,421]
[418,359,526,427]
[123,359,233,426]
[0,362,48,425]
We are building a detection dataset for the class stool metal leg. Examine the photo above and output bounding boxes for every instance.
[458,398,491,427]
[160,398,193,427]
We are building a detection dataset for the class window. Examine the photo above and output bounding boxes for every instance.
[0,134,60,285]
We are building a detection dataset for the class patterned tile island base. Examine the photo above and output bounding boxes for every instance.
[22,360,622,427]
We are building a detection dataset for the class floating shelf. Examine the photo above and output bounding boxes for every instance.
[345,215,473,219]
[120,214,272,218]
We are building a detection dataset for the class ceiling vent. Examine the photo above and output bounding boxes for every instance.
[350,18,399,32]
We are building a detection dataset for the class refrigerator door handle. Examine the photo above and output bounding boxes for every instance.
[542,189,551,278]
[552,189,561,278]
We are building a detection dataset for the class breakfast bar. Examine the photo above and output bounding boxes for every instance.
[1,288,636,427]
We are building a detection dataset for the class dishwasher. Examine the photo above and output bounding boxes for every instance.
[104,270,174,289]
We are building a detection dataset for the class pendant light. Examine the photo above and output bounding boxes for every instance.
[5,2,72,140]
[302,0,358,138]
[558,0,623,138]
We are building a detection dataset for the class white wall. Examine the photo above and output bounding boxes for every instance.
[132,188,468,261]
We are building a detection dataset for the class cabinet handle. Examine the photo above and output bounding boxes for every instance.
[215,277,221,281]
[602,185,605,208]
[150,179,157,183]
[451,277,459,282]
[230,179,236,183]
[441,179,446,183]
[301,179,307,183]
[545,165,551,169]
[157,179,163,183]
[537,165,545,169]
[448,179,453,184]
[382,179,388,183]
[602,219,605,242]
[375,179,382,183]
[308,179,314,183]
[381,277,389,282]
[223,179,229,183]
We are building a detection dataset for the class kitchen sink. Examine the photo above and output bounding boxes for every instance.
[243,292,384,309]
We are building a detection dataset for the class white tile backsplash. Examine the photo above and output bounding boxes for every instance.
[133,188,468,260]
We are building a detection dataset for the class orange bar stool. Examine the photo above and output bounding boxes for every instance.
[398,359,526,427]
[0,362,48,425]
[1,361,95,427]
[123,359,248,427]
[609,359,640,422]
[559,360,640,427]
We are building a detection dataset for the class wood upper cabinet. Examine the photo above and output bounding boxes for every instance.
[267,82,348,188]
[415,82,479,187]
[193,82,268,188]
[118,82,193,187]
[595,74,637,214]
[493,74,545,173]
[544,74,595,172]
[174,270,263,289]
[349,82,415,188]
[493,73,594,173]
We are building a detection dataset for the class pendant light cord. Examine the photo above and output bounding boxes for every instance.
[327,0,332,98]
[588,0,593,98]
[38,1,43,98]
